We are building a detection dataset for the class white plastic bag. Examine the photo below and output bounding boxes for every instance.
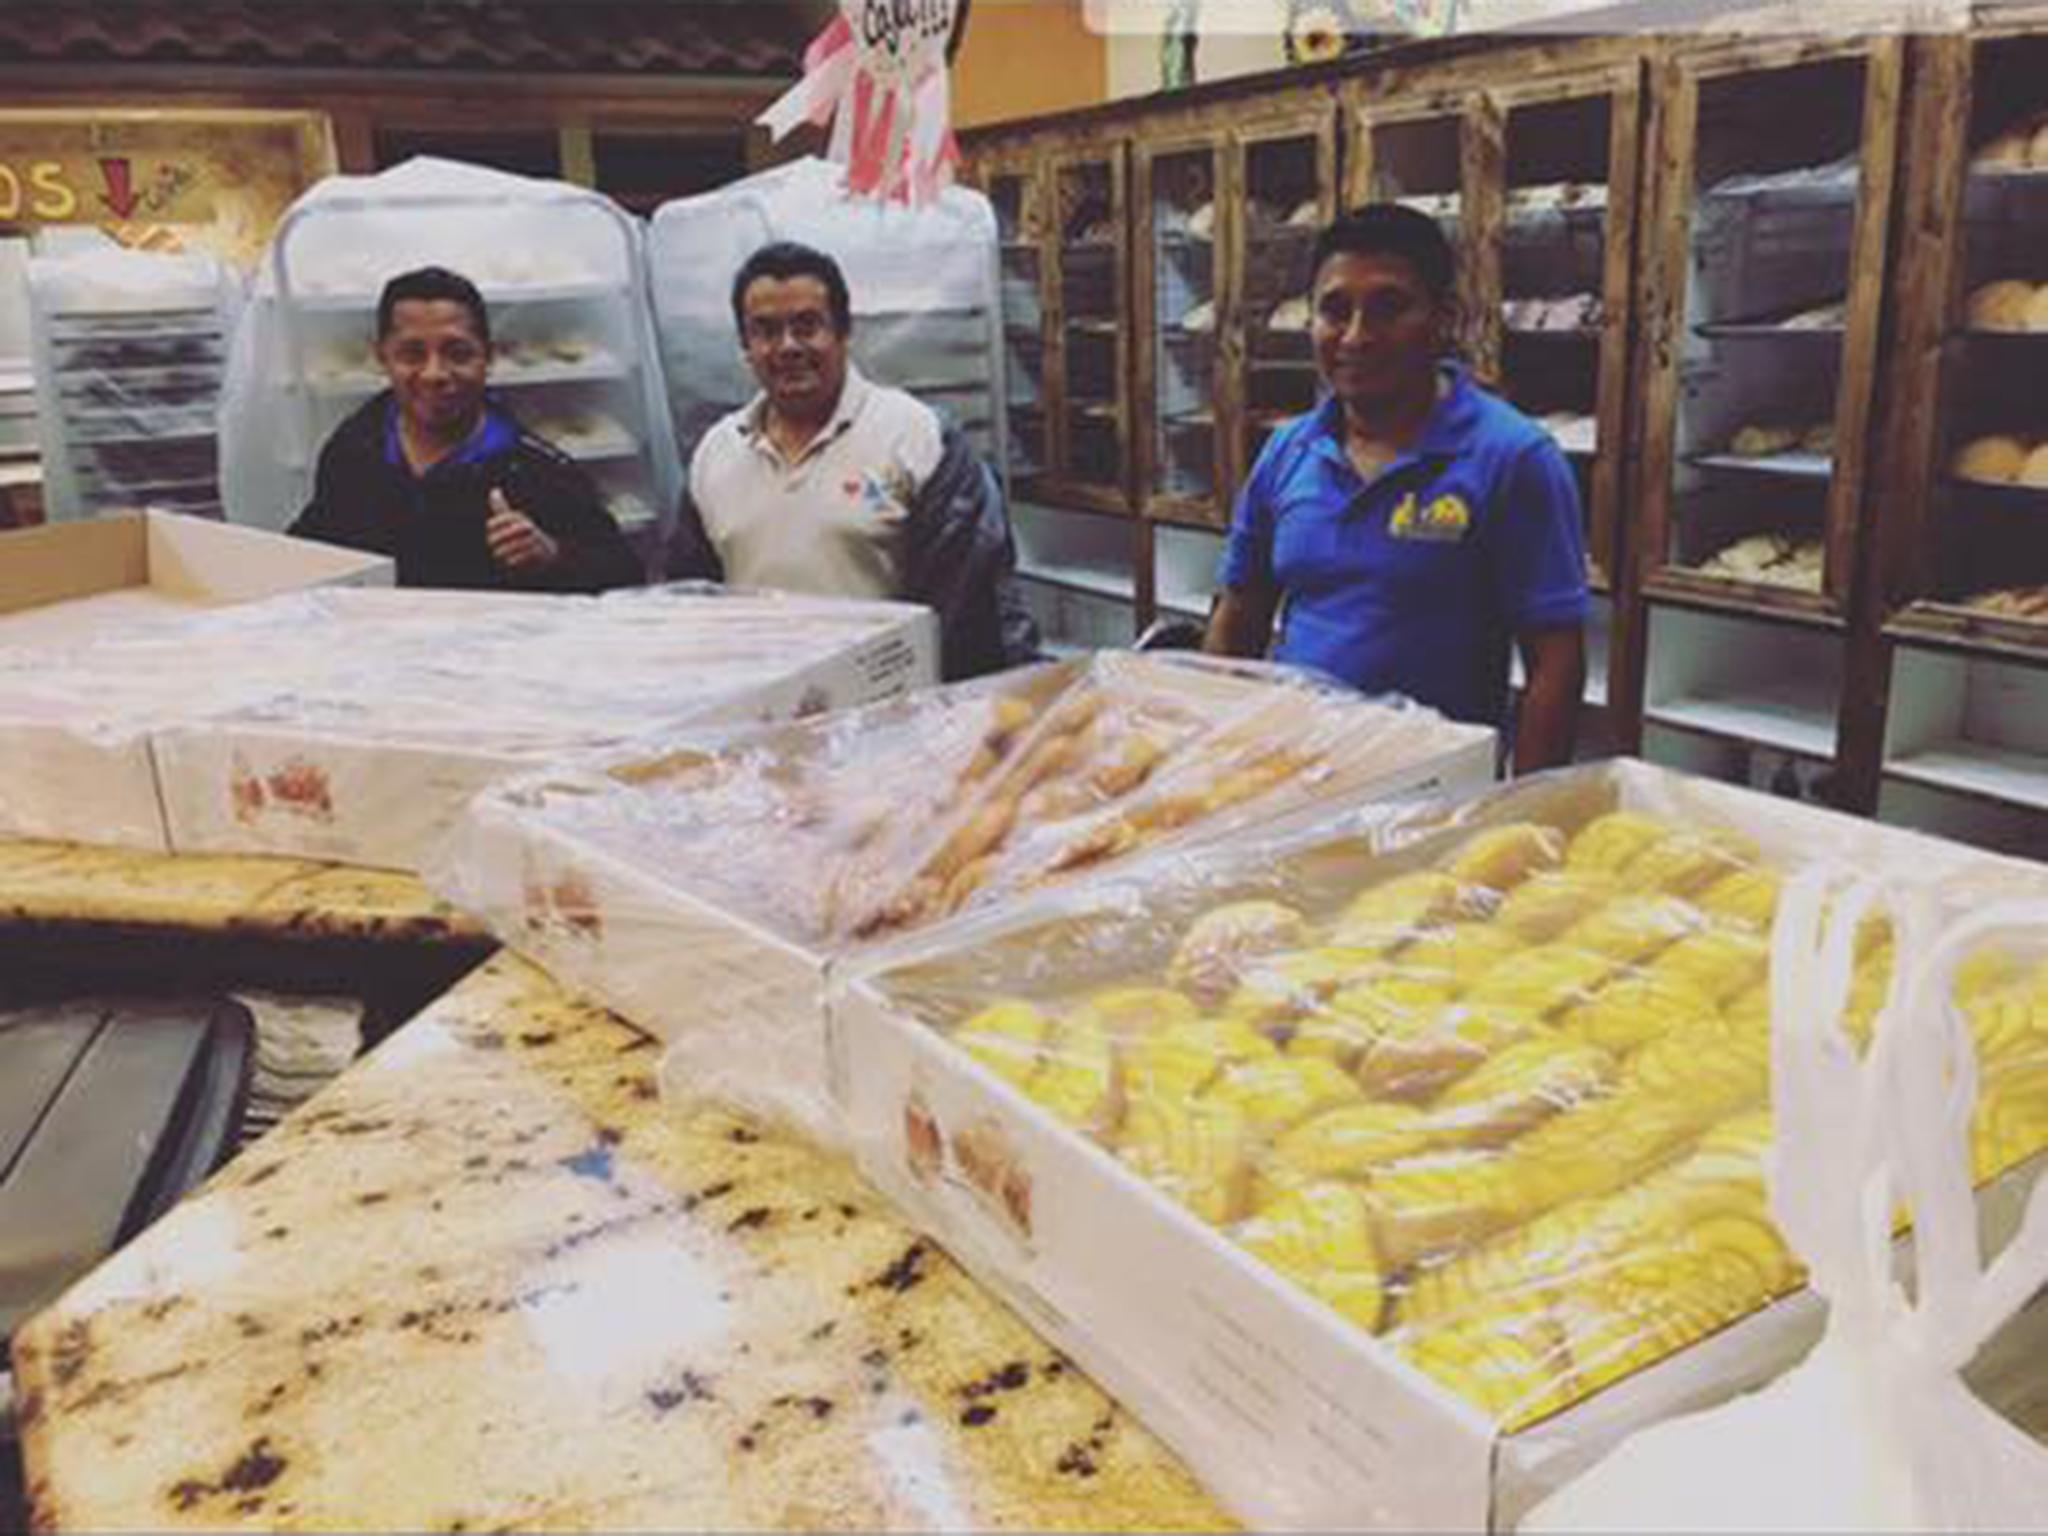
[1524,870,2048,1533]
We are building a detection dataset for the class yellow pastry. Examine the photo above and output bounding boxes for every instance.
[1236,1181,1381,1276]
[1223,946,1380,1028]
[1562,893,1704,964]
[1328,870,1469,952]
[1362,1150,1514,1264]
[1966,278,2035,333]
[1953,434,2029,484]
[1426,1033,1617,1147]
[1070,985,1199,1039]
[1393,923,1526,991]
[1356,1003,1541,1102]
[1619,828,1757,897]
[951,1000,1054,1089]
[1024,1015,1118,1133]
[1646,924,1770,1004]
[1117,1093,1249,1225]
[1563,971,1720,1056]
[1494,871,1619,943]
[1207,1054,1363,1136]
[1267,1101,1434,1185]
[1123,1016,1278,1100]
[1564,811,1673,876]
[1397,1306,1576,1429]
[1442,822,1566,892]
[1298,970,1458,1067]
[1695,866,1782,931]
[1168,900,1310,1007]
[1465,945,1619,1019]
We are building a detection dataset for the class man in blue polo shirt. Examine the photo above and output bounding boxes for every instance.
[1206,206,1588,772]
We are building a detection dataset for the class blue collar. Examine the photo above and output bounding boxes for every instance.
[1311,362,1481,469]
[383,398,517,477]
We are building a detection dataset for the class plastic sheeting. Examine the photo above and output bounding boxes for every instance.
[27,246,242,522]
[647,156,1004,475]
[832,759,2048,1530]
[428,655,1496,1134]
[220,157,680,546]
[0,583,935,864]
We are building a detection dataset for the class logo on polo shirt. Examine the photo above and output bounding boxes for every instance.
[844,464,916,516]
[1389,491,1472,543]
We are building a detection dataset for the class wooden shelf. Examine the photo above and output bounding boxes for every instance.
[1886,605,2048,667]
[1645,575,1843,631]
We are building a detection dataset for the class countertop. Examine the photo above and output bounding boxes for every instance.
[0,839,483,945]
[13,952,1229,1532]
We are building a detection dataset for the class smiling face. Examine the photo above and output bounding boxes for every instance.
[377,298,490,439]
[1311,248,1449,416]
[739,274,849,424]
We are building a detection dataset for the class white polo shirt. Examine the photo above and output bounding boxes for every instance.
[688,365,944,601]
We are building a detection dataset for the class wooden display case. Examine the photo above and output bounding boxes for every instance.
[1342,87,1487,372]
[1632,39,1904,639]
[1046,146,1134,515]
[1226,104,1341,502]
[963,145,1053,497]
[1134,126,1230,525]
[1878,24,2048,661]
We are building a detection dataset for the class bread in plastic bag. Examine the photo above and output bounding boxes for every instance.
[1522,871,2048,1533]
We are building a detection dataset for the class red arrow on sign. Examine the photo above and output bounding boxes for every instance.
[99,157,139,220]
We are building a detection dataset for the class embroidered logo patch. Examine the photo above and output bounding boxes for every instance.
[1389,491,1472,542]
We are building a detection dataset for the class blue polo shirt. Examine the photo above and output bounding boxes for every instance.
[1218,365,1589,728]
[383,397,519,477]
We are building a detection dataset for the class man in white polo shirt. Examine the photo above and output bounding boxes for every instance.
[667,240,1038,681]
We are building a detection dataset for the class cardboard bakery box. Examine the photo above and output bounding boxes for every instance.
[150,585,938,871]
[431,655,1498,1130]
[0,513,390,849]
[828,758,2048,1531]
[0,510,391,646]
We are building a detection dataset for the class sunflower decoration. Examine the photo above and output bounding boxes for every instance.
[1285,1,1353,64]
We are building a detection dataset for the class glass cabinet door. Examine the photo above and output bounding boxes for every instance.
[1643,44,1901,622]
[984,161,1050,493]
[1231,113,1338,491]
[1922,32,2048,638]
[1136,136,1227,524]
[1049,151,1132,513]
[1497,70,1641,594]
[1345,96,1474,360]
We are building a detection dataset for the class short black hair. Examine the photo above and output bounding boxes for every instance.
[1311,206,1456,303]
[730,241,852,338]
[376,266,490,346]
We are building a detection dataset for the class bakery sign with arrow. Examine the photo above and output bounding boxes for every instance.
[0,150,216,226]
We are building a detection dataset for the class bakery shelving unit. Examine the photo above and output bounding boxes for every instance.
[1342,86,1483,371]
[1044,148,1134,517]
[264,176,676,548]
[1625,37,1905,800]
[1852,21,2048,849]
[27,257,236,522]
[1134,126,1230,526]
[1229,105,1342,496]
[970,150,1053,498]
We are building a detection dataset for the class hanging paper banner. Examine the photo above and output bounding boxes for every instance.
[757,0,963,206]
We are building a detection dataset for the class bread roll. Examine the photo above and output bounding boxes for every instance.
[1967,279,2034,333]
[2032,123,2048,168]
[2028,286,2048,335]
[1974,131,2030,171]
[1953,434,2029,484]
[1729,424,1798,458]
[2019,444,2048,489]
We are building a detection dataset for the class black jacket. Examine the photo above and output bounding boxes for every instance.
[667,418,1041,681]
[290,392,643,593]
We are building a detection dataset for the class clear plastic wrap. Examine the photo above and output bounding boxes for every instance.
[428,655,1497,1134]
[1527,880,2048,1532]
[0,583,935,863]
[27,246,242,522]
[647,156,1006,472]
[220,157,681,546]
[831,759,2048,1530]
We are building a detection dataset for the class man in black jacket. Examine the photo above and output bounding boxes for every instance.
[289,266,641,592]
[667,241,1038,681]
